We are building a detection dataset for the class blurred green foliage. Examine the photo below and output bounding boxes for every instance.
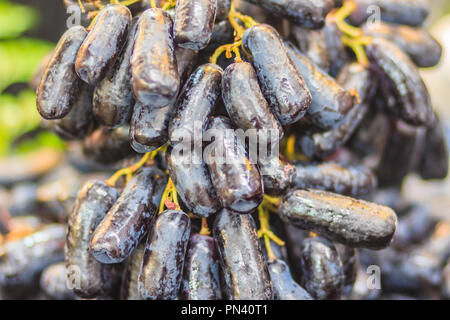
[0,0,65,157]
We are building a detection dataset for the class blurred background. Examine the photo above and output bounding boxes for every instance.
[2,0,448,215]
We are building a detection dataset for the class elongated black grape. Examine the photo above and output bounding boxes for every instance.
[222,62,283,140]
[131,8,179,108]
[363,22,442,68]
[90,167,167,264]
[36,26,87,120]
[295,162,377,196]
[300,236,344,300]
[299,63,372,159]
[138,210,190,300]
[93,18,138,128]
[376,120,425,187]
[40,262,76,300]
[366,37,433,127]
[242,24,311,126]
[130,102,173,154]
[323,20,349,77]
[424,221,450,262]
[205,116,263,214]
[259,154,296,196]
[65,180,119,298]
[213,209,273,300]
[285,42,354,130]
[166,147,220,218]
[120,242,145,300]
[53,83,95,140]
[83,125,135,164]
[0,224,65,298]
[279,189,397,249]
[169,63,222,144]
[181,234,222,300]
[350,0,430,27]
[334,243,359,288]
[268,260,313,300]
[291,25,330,72]
[174,0,217,50]
[244,0,335,29]
[75,5,131,85]
[418,114,449,180]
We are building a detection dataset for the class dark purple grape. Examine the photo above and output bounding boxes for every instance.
[169,63,222,145]
[75,4,132,85]
[65,180,119,298]
[181,234,222,300]
[299,236,344,300]
[174,0,217,50]
[90,167,167,264]
[279,189,397,249]
[131,8,179,108]
[138,210,190,300]
[242,24,312,126]
[205,116,263,214]
[244,0,335,29]
[36,26,87,120]
[166,146,220,218]
[213,208,273,300]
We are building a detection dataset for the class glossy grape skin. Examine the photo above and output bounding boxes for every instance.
[294,162,377,197]
[205,19,234,52]
[40,262,76,300]
[222,62,283,140]
[90,167,167,264]
[138,210,190,300]
[213,209,273,300]
[285,42,354,130]
[52,83,95,141]
[169,63,222,145]
[93,18,138,128]
[350,0,430,27]
[363,22,442,68]
[174,0,217,50]
[131,8,180,108]
[366,37,433,127]
[175,46,199,85]
[291,25,330,72]
[36,26,87,120]
[0,224,65,298]
[299,236,345,300]
[242,24,311,126]
[268,260,313,300]
[259,155,296,196]
[279,189,397,250]
[166,146,220,218]
[418,114,449,180]
[180,234,222,300]
[65,180,119,298]
[120,242,145,300]
[130,102,173,154]
[205,116,264,214]
[299,63,372,159]
[83,125,135,164]
[75,5,131,85]
[244,0,335,29]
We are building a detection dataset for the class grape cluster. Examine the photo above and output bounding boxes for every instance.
[0,0,449,300]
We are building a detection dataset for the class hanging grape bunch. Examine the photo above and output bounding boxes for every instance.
[8,0,447,300]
